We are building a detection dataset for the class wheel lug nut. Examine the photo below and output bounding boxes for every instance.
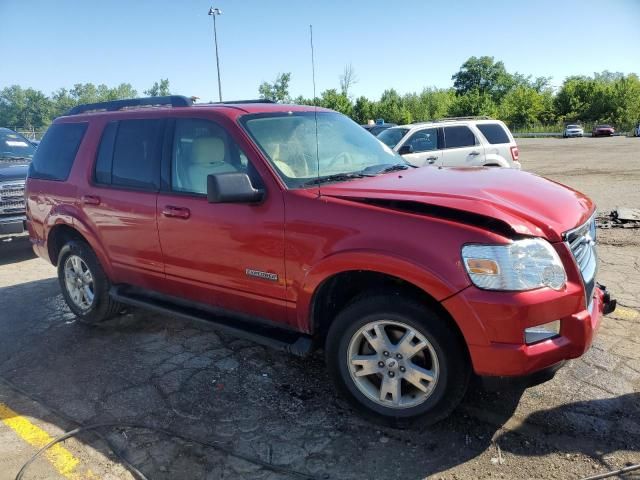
[383,351,390,357]
[378,361,385,368]
[396,353,403,359]
[400,366,406,373]
[388,371,395,377]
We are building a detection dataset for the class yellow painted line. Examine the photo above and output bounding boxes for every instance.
[615,306,640,321]
[0,402,79,478]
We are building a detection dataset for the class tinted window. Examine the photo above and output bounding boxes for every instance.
[94,122,117,184]
[406,128,438,152]
[110,119,163,190]
[377,128,409,148]
[476,123,510,144]
[29,123,87,181]
[443,126,477,149]
[172,118,254,195]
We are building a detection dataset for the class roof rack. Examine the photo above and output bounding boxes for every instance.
[433,116,493,122]
[65,95,193,116]
[207,99,275,104]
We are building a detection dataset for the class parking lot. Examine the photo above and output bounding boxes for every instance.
[0,136,638,480]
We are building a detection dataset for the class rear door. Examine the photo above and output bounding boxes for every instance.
[440,125,484,167]
[399,127,443,166]
[155,117,288,324]
[84,118,165,287]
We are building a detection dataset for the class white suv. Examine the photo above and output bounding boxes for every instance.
[377,118,521,169]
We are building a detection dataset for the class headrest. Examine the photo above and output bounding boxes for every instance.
[191,137,225,165]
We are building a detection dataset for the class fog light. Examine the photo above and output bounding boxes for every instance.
[524,320,560,344]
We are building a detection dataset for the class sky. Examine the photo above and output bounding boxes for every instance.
[1,0,639,102]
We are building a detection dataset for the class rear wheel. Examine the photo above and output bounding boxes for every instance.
[326,295,470,427]
[57,240,123,325]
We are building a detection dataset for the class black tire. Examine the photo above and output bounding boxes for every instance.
[325,294,470,427]
[57,240,122,325]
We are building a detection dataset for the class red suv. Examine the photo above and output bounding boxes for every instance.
[26,96,615,425]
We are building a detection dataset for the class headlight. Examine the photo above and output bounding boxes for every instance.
[462,238,566,291]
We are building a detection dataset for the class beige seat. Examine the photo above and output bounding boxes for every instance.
[186,136,237,194]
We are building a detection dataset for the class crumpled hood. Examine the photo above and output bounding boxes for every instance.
[0,162,29,182]
[319,166,595,242]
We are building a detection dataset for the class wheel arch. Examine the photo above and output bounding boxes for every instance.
[482,153,509,167]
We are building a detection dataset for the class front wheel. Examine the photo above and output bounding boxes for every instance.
[325,295,470,427]
[58,240,123,325]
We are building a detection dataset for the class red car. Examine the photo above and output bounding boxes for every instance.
[592,124,615,137]
[25,96,615,425]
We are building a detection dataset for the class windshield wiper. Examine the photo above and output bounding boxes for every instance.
[0,155,31,161]
[361,163,414,175]
[302,172,374,187]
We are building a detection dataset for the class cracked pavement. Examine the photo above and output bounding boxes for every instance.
[0,137,639,479]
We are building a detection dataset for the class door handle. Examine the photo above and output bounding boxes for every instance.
[469,151,480,156]
[81,195,101,206]
[162,206,191,219]
[426,156,438,164]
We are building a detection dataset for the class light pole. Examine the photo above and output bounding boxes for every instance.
[208,7,223,102]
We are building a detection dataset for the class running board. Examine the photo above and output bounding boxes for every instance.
[109,285,313,357]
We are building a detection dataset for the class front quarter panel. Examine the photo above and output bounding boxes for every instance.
[284,190,511,335]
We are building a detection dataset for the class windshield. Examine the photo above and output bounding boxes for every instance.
[596,125,611,128]
[242,112,406,188]
[0,129,36,160]
[377,127,409,148]
[567,125,580,129]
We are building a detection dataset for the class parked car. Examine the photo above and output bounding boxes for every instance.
[0,127,36,242]
[592,124,615,137]
[377,118,520,168]
[26,96,615,425]
[362,122,397,136]
[563,124,584,138]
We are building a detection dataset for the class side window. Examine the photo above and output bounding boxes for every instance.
[29,123,87,181]
[476,123,511,144]
[405,128,438,153]
[94,119,164,190]
[172,118,254,195]
[443,126,477,149]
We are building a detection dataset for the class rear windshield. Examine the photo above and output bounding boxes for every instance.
[377,128,409,148]
[567,125,581,129]
[29,123,87,181]
[476,123,511,144]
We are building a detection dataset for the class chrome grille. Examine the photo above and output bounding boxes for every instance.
[0,181,26,215]
[565,214,597,306]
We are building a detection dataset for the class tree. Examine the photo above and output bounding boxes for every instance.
[258,73,291,103]
[144,79,171,97]
[448,89,497,117]
[0,85,52,129]
[353,96,375,124]
[452,56,513,102]
[499,86,544,129]
[339,64,358,97]
[319,89,353,116]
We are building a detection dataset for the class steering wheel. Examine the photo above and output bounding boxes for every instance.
[325,151,354,169]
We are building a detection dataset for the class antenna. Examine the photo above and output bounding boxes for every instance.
[310,24,320,197]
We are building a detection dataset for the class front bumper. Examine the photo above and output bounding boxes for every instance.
[443,283,615,377]
[0,215,28,240]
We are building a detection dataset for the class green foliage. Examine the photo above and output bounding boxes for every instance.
[451,56,513,102]
[258,73,292,103]
[0,86,52,129]
[144,79,171,97]
[319,89,353,116]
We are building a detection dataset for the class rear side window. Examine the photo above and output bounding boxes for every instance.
[94,119,164,190]
[443,126,477,149]
[29,123,87,181]
[476,123,511,144]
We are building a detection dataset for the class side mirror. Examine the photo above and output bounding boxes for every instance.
[207,173,264,204]
[398,144,414,155]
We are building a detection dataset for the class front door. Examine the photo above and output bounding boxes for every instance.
[156,117,288,324]
[441,125,485,167]
[400,127,443,167]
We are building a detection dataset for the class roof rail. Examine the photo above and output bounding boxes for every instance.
[208,99,275,104]
[432,116,494,122]
[65,95,193,116]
